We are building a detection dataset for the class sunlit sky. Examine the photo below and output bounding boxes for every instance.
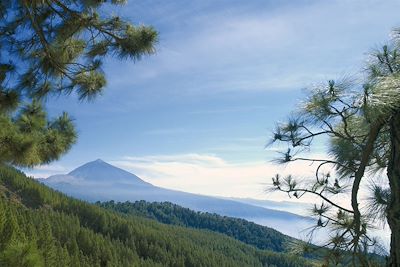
[28,0,400,200]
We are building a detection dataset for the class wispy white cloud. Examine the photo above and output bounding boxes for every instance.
[108,0,400,96]
[121,153,226,167]
[143,127,189,135]
[113,151,377,211]
[189,106,269,115]
[33,164,66,172]
[24,164,68,178]
[143,127,221,136]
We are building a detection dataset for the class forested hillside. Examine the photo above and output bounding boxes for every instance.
[100,201,389,266]
[98,200,293,252]
[0,165,312,267]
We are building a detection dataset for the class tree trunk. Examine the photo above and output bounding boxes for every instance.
[387,112,400,267]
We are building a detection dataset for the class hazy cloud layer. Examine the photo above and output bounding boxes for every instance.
[111,153,323,200]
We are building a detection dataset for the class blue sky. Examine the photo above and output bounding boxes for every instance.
[29,0,400,199]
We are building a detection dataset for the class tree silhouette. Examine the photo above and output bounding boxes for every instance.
[270,31,400,266]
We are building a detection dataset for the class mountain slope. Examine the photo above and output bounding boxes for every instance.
[69,159,152,186]
[98,200,294,252]
[39,159,152,187]
[40,159,314,239]
[0,164,312,267]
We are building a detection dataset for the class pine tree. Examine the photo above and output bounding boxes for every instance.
[0,0,157,167]
[0,241,44,267]
[37,221,57,266]
[0,204,19,249]
[269,30,400,266]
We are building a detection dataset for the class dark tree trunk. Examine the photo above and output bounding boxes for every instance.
[387,112,400,267]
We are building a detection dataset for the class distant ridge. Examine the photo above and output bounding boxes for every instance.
[44,159,152,186]
[40,159,315,239]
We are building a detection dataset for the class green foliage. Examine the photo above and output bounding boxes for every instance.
[0,165,312,267]
[0,102,76,167]
[1,0,157,101]
[101,201,386,265]
[0,0,157,167]
[0,241,44,267]
[98,200,292,253]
